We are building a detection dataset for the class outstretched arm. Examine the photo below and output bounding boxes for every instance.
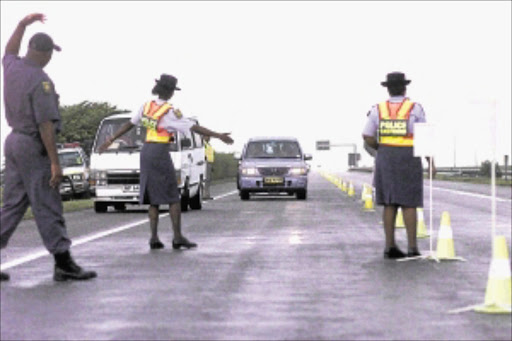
[5,13,46,56]
[98,121,135,153]
[191,125,234,145]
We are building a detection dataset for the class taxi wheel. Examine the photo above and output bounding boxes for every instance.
[189,183,203,210]
[240,190,250,201]
[94,202,108,213]
[296,190,307,200]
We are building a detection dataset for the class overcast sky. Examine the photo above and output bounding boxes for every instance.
[1,1,511,170]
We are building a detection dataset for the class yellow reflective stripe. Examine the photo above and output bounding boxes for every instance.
[380,136,414,147]
[146,131,170,143]
[378,102,390,119]
[397,99,414,119]
[152,103,172,120]
[143,102,153,116]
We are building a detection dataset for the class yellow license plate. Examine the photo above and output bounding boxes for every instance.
[264,177,284,184]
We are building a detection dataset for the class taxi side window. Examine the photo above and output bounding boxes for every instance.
[180,131,193,151]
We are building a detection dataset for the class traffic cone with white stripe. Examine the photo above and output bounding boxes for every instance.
[395,207,405,228]
[337,178,343,189]
[474,236,512,314]
[416,208,429,239]
[436,211,464,261]
[347,182,355,197]
[361,184,368,202]
[362,189,375,212]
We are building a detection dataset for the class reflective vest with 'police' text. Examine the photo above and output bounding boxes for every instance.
[141,101,173,143]
[378,98,414,147]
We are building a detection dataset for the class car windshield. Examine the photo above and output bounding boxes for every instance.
[244,141,301,159]
[93,117,178,152]
[58,152,83,167]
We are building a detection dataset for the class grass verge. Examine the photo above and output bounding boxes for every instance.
[424,174,512,186]
[22,199,94,220]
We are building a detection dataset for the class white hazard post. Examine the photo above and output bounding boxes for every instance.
[413,122,437,261]
[490,100,497,255]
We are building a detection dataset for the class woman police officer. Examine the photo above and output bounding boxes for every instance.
[362,72,435,259]
[99,74,233,250]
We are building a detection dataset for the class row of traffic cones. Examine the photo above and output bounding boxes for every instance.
[320,172,511,314]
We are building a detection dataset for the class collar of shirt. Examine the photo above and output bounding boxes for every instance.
[21,57,42,68]
[389,96,407,103]
[154,98,168,105]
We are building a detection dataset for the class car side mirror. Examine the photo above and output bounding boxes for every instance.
[304,153,313,161]
[181,138,192,149]
[233,152,242,160]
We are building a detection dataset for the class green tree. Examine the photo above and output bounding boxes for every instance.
[479,160,503,178]
[212,153,238,181]
[57,101,129,154]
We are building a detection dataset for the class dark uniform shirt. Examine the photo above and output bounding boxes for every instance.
[2,54,61,136]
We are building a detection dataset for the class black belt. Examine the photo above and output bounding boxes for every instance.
[12,129,39,138]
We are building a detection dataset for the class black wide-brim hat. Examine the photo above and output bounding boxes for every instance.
[155,74,181,91]
[381,72,411,87]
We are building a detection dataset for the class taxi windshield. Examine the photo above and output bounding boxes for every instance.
[93,117,178,153]
[58,152,83,167]
[244,141,301,159]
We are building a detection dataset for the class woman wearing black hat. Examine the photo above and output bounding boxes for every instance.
[362,72,436,259]
[99,74,233,250]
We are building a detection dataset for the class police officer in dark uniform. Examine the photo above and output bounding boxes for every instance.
[0,13,96,281]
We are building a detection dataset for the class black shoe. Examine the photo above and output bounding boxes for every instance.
[384,246,406,259]
[407,249,421,257]
[0,271,10,281]
[53,251,97,282]
[172,238,198,250]
[149,240,165,250]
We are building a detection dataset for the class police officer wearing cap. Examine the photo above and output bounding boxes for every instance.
[362,72,436,259]
[98,74,233,250]
[1,13,96,281]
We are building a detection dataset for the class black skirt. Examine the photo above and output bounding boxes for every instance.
[139,143,180,205]
[373,145,423,207]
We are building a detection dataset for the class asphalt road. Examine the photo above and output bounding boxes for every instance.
[1,172,511,340]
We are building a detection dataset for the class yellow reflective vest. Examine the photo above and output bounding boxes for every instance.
[205,141,215,163]
[378,98,415,147]
[141,101,173,143]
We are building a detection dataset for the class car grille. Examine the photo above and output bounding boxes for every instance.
[258,167,289,176]
[107,172,140,185]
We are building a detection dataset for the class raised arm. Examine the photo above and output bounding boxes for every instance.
[5,13,46,56]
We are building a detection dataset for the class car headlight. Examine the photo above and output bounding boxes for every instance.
[90,170,107,186]
[242,167,259,176]
[289,167,307,176]
[72,174,82,181]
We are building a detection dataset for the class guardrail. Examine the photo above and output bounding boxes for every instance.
[348,166,511,177]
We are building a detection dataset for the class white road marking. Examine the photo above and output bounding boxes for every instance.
[0,190,238,271]
[427,186,512,202]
